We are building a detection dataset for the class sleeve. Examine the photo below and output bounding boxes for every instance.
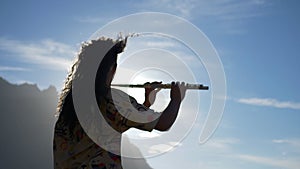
[109,88,160,132]
[122,96,160,132]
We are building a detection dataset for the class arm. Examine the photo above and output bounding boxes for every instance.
[155,82,187,131]
[143,81,162,108]
[122,82,186,132]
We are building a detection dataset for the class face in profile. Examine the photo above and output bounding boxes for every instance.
[106,64,117,86]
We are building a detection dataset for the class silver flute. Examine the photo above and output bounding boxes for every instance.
[111,83,209,90]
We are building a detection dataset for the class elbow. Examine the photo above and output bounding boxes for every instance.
[159,128,170,132]
[154,113,177,131]
[155,124,171,132]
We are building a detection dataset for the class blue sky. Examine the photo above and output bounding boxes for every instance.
[0,0,300,169]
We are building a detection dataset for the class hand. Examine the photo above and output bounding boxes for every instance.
[143,81,162,107]
[170,81,187,102]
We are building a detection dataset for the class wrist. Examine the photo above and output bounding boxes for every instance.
[143,100,151,107]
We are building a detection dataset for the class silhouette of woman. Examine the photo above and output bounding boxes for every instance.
[53,37,187,169]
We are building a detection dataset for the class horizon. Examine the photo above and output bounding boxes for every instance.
[0,1,299,169]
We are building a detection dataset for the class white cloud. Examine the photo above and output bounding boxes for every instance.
[231,139,300,169]
[0,66,30,71]
[237,97,300,110]
[272,139,300,151]
[148,144,172,154]
[0,38,74,71]
[137,0,268,20]
[201,137,239,150]
[135,0,271,34]
[169,141,183,147]
[136,0,196,18]
[144,41,176,48]
[273,139,300,146]
[148,141,182,154]
[196,137,300,169]
[237,154,300,169]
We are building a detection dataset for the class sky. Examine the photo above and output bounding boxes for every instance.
[0,0,300,169]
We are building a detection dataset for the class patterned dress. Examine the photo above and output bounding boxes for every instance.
[53,88,160,169]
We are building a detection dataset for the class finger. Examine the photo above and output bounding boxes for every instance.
[170,81,175,88]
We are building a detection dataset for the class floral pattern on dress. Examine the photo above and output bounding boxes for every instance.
[53,89,160,169]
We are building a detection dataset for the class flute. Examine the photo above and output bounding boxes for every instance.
[111,83,209,90]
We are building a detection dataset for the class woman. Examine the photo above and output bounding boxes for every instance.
[53,37,187,169]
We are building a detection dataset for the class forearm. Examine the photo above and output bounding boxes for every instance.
[143,92,153,108]
[143,99,151,108]
[155,99,182,131]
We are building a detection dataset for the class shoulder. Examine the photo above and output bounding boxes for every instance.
[110,88,149,112]
[109,88,136,102]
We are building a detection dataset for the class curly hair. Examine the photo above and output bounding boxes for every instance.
[55,36,127,131]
